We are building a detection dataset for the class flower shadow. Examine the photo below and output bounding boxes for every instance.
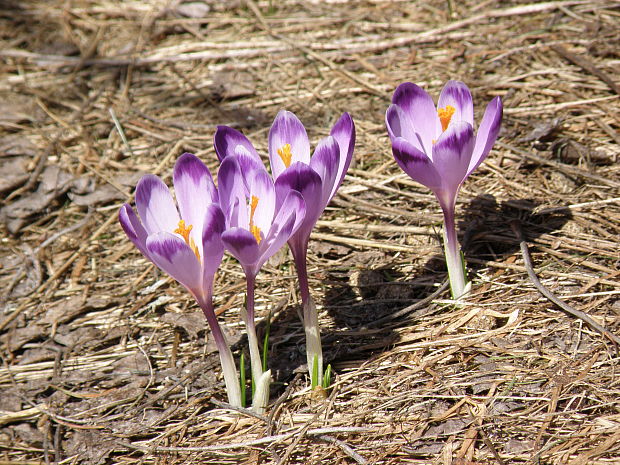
[458,194,573,268]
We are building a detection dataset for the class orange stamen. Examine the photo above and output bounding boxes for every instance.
[174,219,201,260]
[437,105,455,132]
[249,195,262,244]
[174,220,192,243]
[277,144,293,168]
[251,224,262,244]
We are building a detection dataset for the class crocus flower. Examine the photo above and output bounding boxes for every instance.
[119,153,242,407]
[386,80,502,298]
[214,111,355,387]
[269,110,355,386]
[217,153,306,411]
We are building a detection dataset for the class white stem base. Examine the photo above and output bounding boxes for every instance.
[252,369,272,414]
[303,296,323,387]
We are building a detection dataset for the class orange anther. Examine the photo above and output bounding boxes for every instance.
[277,144,293,168]
[438,105,456,132]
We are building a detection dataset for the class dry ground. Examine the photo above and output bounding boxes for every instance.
[1,1,619,464]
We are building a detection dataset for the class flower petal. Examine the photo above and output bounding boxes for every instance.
[438,80,474,127]
[469,96,503,175]
[391,82,440,154]
[119,204,150,259]
[391,137,441,193]
[432,121,475,197]
[222,227,260,270]
[309,135,339,206]
[201,204,226,280]
[275,162,323,240]
[328,113,355,200]
[173,153,218,252]
[258,190,305,268]
[269,110,310,179]
[249,169,276,236]
[135,174,180,235]
[214,125,261,163]
[218,156,248,228]
[146,231,202,293]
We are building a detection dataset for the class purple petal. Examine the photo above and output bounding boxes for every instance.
[222,227,260,270]
[201,204,226,280]
[391,82,441,154]
[327,113,355,200]
[386,104,428,156]
[214,125,261,163]
[258,190,305,268]
[218,156,248,228]
[438,80,474,127]
[214,126,265,195]
[135,175,180,235]
[173,153,218,244]
[275,162,323,236]
[392,137,442,193]
[309,135,339,206]
[119,204,150,259]
[432,122,475,196]
[146,231,202,293]
[268,110,310,179]
[469,96,503,175]
[248,169,275,236]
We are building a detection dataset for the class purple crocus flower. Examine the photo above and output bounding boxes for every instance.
[269,110,355,386]
[217,153,306,410]
[214,111,355,387]
[386,80,503,298]
[119,153,241,407]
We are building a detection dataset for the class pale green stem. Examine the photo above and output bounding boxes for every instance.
[292,240,323,387]
[197,294,242,407]
[242,273,270,411]
[442,206,468,299]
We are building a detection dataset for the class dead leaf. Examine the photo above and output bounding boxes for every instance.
[0,135,37,157]
[64,430,115,465]
[0,157,29,193]
[211,71,256,99]
[0,93,47,124]
[176,1,211,18]
[1,165,75,233]
[520,117,562,143]
[160,310,206,339]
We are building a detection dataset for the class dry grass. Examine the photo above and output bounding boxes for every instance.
[1,0,619,463]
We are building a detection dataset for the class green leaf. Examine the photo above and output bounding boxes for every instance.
[311,354,319,388]
[239,353,247,408]
[262,311,272,373]
[322,364,332,389]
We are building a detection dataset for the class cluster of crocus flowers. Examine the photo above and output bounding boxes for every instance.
[215,110,355,387]
[386,80,503,298]
[119,80,501,411]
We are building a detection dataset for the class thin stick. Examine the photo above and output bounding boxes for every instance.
[365,280,450,328]
[109,108,135,157]
[510,220,620,346]
[316,435,368,465]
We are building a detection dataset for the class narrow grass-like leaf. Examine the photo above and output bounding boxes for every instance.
[262,311,272,373]
[239,352,247,408]
[311,353,319,388]
[322,364,332,389]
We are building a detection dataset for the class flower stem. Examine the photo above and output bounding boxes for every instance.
[198,295,242,407]
[442,206,468,299]
[292,242,323,387]
[242,273,270,412]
